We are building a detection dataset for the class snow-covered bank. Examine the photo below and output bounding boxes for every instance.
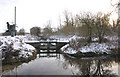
[61,35,118,55]
[0,36,36,60]
[79,43,116,54]
[61,44,78,54]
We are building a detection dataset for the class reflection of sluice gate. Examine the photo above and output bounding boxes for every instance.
[38,53,60,58]
[38,50,60,58]
[39,50,58,53]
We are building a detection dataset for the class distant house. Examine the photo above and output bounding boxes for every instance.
[2,23,16,36]
[2,30,11,36]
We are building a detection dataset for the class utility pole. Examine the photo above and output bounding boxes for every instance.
[118,0,120,18]
[14,6,16,36]
[15,6,16,27]
[10,6,16,37]
[118,0,120,76]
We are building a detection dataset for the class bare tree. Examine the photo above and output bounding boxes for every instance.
[58,15,62,28]
[94,12,111,43]
[19,28,25,35]
[111,18,119,34]
[77,12,95,43]
[64,10,71,27]
[58,10,76,35]
[30,27,41,36]
[42,20,53,36]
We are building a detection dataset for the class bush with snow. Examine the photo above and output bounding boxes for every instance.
[61,35,118,55]
[78,43,116,54]
[61,44,78,54]
[61,35,80,54]
[0,36,36,59]
[69,35,78,49]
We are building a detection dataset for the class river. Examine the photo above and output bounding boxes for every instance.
[1,48,120,76]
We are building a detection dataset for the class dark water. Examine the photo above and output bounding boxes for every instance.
[2,49,120,76]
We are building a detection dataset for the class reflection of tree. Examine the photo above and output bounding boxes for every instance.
[93,60,112,75]
[62,55,117,76]
[2,63,21,75]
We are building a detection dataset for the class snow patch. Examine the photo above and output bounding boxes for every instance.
[79,43,116,54]
[61,44,78,54]
[61,35,117,55]
[0,36,36,59]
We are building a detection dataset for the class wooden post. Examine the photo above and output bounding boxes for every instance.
[47,42,50,52]
[56,42,58,51]
[39,42,41,53]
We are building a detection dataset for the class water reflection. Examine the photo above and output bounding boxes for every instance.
[1,49,119,76]
[62,54,118,76]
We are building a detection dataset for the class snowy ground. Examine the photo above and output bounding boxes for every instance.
[0,36,36,59]
[61,44,78,54]
[16,35,69,43]
[79,43,116,54]
[15,34,40,42]
[0,34,118,58]
[50,35,83,42]
[61,35,118,55]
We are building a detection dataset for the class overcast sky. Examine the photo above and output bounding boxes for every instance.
[0,0,118,33]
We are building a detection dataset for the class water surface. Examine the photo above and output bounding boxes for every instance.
[2,50,119,76]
